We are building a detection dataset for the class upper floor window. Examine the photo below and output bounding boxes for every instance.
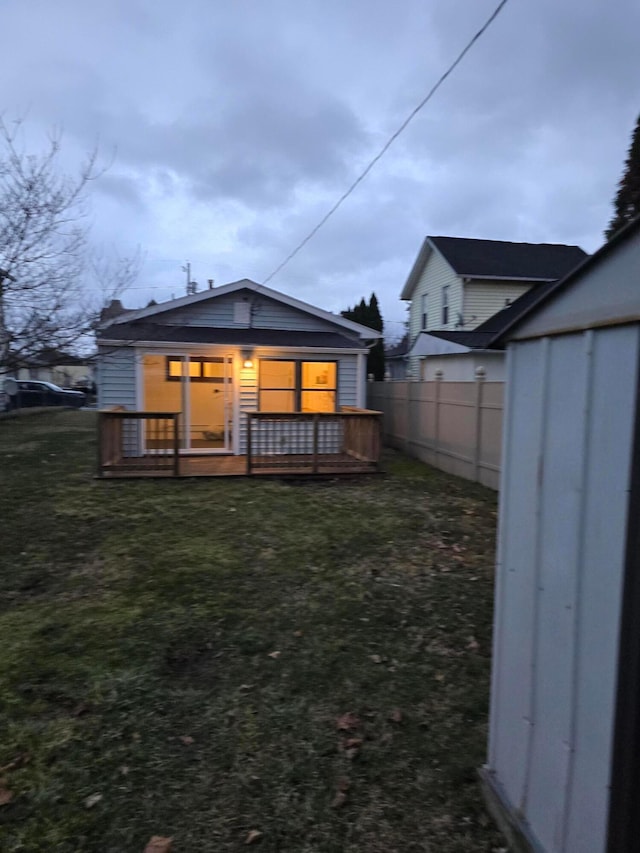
[421,293,428,330]
[442,286,449,325]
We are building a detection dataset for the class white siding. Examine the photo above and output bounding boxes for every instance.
[488,325,640,852]
[97,346,137,409]
[463,281,533,327]
[155,290,352,335]
[408,249,459,377]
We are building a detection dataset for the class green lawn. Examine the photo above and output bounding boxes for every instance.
[0,411,503,852]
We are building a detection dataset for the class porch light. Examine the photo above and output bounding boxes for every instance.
[242,350,254,369]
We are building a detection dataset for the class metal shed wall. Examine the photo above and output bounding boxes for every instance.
[486,323,640,852]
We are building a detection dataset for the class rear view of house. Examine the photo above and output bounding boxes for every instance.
[96,279,382,476]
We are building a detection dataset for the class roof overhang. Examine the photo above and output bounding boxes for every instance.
[97,339,370,355]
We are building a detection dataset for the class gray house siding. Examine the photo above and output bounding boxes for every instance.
[488,325,640,852]
[97,346,137,410]
[155,290,353,335]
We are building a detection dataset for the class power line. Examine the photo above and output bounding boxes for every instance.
[262,0,510,286]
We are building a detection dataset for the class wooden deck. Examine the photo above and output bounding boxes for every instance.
[99,453,378,479]
[97,408,382,479]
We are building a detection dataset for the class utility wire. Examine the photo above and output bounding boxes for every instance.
[262,0,510,285]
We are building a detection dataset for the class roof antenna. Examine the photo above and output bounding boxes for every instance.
[182,261,199,295]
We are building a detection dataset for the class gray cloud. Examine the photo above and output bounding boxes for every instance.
[1,0,638,329]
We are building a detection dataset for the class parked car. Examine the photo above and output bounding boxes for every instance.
[3,379,86,409]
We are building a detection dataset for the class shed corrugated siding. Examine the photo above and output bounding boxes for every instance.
[155,291,350,334]
[238,350,360,454]
[463,281,532,327]
[489,325,640,853]
[97,346,137,409]
[408,249,459,377]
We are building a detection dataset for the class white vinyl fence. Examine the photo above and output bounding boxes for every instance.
[368,373,504,489]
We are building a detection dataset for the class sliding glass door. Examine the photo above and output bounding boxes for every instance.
[142,353,234,452]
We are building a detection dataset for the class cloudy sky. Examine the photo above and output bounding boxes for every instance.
[1,0,638,339]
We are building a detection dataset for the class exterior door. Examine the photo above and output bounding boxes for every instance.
[142,353,234,452]
[187,356,233,451]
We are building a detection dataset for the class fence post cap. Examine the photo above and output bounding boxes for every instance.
[435,369,444,379]
[475,366,486,378]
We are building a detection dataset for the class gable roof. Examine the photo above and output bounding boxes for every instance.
[401,236,587,299]
[488,215,640,348]
[103,278,381,341]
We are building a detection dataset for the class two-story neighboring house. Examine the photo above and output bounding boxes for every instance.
[400,236,588,378]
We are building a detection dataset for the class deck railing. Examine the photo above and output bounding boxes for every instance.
[97,410,181,477]
[246,408,382,474]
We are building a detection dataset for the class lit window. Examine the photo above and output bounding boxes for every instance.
[166,357,230,383]
[259,360,337,412]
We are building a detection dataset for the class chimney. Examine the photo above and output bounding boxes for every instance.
[99,299,130,325]
[208,278,214,289]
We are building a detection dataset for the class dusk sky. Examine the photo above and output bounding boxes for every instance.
[1,0,638,340]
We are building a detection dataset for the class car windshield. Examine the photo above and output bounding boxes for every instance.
[41,382,63,392]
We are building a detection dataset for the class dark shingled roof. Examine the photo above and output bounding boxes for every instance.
[99,323,362,349]
[429,236,587,281]
[424,329,497,349]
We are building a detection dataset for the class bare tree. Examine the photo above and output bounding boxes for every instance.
[0,118,141,373]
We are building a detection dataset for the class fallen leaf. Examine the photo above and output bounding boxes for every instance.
[238,683,254,692]
[435,673,445,682]
[369,654,382,664]
[293,630,304,637]
[267,651,281,659]
[144,837,173,853]
[72,701,92,717]
[337,776,351,792]
[343,737,363,749]
[0,787,13,806]
[84,792,103,809]
[0,753,29,775]
[336,712,361,731]
[389,709,403,724]
[179,735,195,746]
[245,829,264,845]
[467,637,480,652]
[120,765,130,776]
[380,732,393,745]
[345,747,359,761]
[331,791,347,808]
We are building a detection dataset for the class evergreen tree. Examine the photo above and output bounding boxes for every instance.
[367,293,385,381]
[342,293,385,380]
[606,115,640,240]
